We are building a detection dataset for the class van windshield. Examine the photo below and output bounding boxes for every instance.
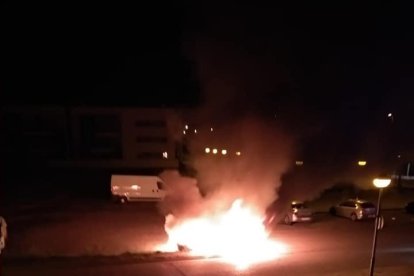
[157,181,165,190]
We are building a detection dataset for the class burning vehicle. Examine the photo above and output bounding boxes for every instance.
[157,199,288,269]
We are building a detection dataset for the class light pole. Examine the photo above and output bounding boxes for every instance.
[369,177,391,276]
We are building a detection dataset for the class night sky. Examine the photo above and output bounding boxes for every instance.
[2,3,414,163]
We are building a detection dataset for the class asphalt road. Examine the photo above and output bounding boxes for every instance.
[3,208,414,276]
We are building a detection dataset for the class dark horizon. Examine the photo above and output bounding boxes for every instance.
[2,3,414,165]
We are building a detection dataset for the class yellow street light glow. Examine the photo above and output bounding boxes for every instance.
[185,125,189,130]
[236,151,241,156]
[358,161,367,166]
[205,147,210,153]
[373,178,391,188]
[221,149,227,155]
[212,148,218,154]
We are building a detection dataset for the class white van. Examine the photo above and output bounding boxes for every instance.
[110,175,167,203]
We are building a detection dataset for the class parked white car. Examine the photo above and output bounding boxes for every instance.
[265,201,313,226]
[330,199,376,221]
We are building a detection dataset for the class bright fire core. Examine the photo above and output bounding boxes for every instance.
[157,199,288,269]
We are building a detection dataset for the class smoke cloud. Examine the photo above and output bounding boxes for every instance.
[157,23,300,228]
[159,115,294,223]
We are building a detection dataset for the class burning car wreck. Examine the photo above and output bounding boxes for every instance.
[157,199,288,269]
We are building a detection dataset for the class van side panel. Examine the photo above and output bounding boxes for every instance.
[111,175,166,202]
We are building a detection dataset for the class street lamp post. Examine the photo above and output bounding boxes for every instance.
[369,177,391,276]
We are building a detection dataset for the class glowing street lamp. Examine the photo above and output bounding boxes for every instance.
[212,148,218,154]
[358,160,367,166]
[205,147,210,154]
[221,149,227,155]
[373,178,391,188]
[369,177,391,276]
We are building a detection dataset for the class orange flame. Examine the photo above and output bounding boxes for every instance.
[157,199,288,269]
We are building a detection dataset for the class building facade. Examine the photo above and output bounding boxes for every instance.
[1,106,179,171]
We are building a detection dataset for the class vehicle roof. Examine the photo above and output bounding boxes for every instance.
[291,201,305,205]
[344,199,372,204]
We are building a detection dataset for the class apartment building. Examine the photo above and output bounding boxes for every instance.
[1,106,179,171]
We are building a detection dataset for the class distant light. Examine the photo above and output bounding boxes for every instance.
[205,147,210,154]
[210,127,214,132]
[221,149,227,155]
[358,161,367,166]
[185,124,189,130]
[194,129,197,134]
[131,185,140,190]
[373,178,391,188]
[162,152,168,159]
[183,130,186,135]
[236,151,241,156]
[397,155,401,159]
[387,113,393,118]
[212,148,218,154]
[295,161,304,166]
